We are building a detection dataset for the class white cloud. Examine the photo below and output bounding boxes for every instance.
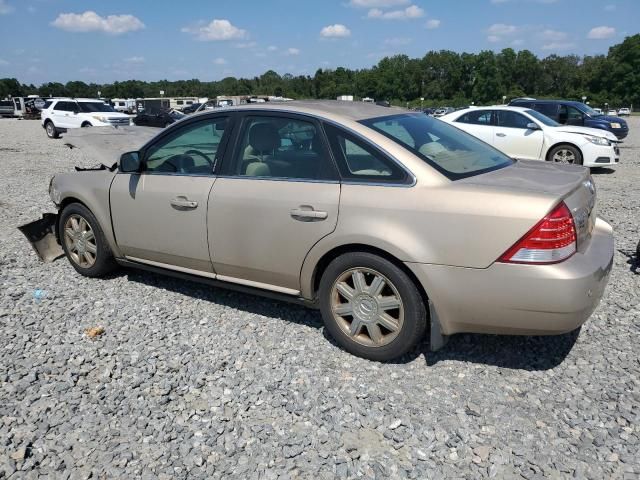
[487,35,500,43]
[213,57,227,65]
[0,58,9,66]
[267,45,278,51]
[425,19,440,29]
[235,41,257,48]
[349,0,408,7]
[124,56,145,64]
[367,4,424,19]
[542,42,576,51]
[588,25,616,39]
[181,19,246,41]
[490,0,510,3]
[320,24,351,38]
[604,4,616,11]
[51,11,145,34]
[487,23,517,36]
[0,0,13,14]
[286,48,300,55]
[539,28,567,42]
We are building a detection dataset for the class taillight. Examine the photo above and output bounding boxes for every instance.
[498,202,576,264]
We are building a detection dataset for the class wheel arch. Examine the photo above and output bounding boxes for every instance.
[546,142,583,163]
[306,243,429,308]
[81,121,93,127]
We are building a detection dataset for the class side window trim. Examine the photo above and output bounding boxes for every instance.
[323,121,415,186]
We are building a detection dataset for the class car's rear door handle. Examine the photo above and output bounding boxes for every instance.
[496,132,506,137]
[290,207,328,221]
[170,196,198,209]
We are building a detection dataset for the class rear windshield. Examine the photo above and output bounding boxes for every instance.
[360,113,514,180]
[78,102,116,113]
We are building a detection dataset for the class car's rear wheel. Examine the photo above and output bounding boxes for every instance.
[548,144,582,165]
[59,203,117,278]
[319,252,427,361]
[45,121,59,139]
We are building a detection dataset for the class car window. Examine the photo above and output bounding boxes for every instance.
[324,123,409,183]
[567,106,583,120]
[360,113,513,180]
[144,118,228,175]
[456,110,493,125]
[534,103,558,118]
[496,111,531,129]
[55,101,76,112]
[232,116,335,180]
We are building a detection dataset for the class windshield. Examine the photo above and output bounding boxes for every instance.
[525,109,559,127]
[360,113,514,180]
[78,102,116,113]
[575,102,602,117]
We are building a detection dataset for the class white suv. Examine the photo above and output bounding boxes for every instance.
[41,98,132,139]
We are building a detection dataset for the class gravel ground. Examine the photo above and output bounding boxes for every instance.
[0,118,638,479]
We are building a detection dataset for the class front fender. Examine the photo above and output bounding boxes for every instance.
[53,171,122,257]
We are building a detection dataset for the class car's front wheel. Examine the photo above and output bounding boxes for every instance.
[548,144,583,165]
[45,121,59,139]
[319,252,427,361]
[59,203,117,278]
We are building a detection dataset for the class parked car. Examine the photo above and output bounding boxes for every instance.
[607,109,618,116]
[31,101,613,361]
[592,108,603,115]
[433,107,455,117]
[0,99,15,117]
[133,109,185,128]
[181,103,203,114]
[617,107,630,116]
[509,98,629,139]
[441,106,620,167]
[41,98,132,139]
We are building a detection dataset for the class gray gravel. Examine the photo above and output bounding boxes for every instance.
[1,118,638,479]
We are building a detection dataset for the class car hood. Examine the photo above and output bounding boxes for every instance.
[596,115,626,125]
[552,125,619,141]
[62,126,157,166]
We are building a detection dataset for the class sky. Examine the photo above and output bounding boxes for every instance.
[0,0,638,85]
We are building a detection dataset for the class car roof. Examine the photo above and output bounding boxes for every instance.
[201,100,407,122]
[51,98,106,102]
[511,99,581,106]
[445,105,533,116]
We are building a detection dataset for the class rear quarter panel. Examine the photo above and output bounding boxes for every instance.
[300,179,557,299]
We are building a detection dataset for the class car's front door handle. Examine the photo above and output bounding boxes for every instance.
[496,132,506,137]
[170,196,198,209]
[290,207,328,221]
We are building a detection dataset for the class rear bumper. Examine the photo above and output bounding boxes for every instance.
[407,218,614,336]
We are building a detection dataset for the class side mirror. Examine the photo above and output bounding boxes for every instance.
[73,110,79,115]
[526,122,540,130]
[119,151,142,173]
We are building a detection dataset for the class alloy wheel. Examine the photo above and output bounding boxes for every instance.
[63,214,97,268]
[331,267,404,347]
[552,148,576,164]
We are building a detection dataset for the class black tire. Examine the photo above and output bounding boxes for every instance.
[548,144,583,166]
[45,121,59,139]
[636,239,640,259]
[58,203,118,278]
[81,122,92,128]
[318,252,427,361]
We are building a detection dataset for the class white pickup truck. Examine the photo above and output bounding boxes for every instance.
[41,98,132,139]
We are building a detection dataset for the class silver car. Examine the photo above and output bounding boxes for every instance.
[29,101,614,361]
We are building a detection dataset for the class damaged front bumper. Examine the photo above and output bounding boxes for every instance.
[18,213,64,263]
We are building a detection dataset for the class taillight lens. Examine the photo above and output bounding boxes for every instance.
[498,202,576,264]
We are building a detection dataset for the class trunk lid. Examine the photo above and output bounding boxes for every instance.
[459,160,597,248]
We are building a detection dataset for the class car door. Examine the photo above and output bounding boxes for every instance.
[209,113,340,293]
[110,116,231,273]
[452,110,495,145]
[493,110,544,160]
[52,101,74,128]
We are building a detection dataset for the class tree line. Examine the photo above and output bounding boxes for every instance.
[1,34,638,109]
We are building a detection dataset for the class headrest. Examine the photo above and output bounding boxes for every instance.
[249,123,280,153]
